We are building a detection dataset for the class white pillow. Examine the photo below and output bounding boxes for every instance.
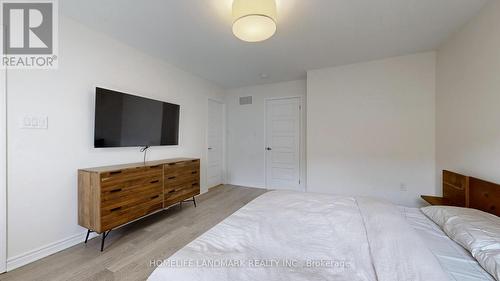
[421,206,500,281]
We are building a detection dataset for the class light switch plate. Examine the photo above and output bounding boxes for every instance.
[21,115,48,129]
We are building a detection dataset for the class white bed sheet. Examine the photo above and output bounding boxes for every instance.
[149,191,449,281]
[399,206,495,281]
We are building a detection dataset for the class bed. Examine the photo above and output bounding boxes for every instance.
[148,172,499,281]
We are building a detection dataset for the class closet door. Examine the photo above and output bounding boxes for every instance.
[207,100,224,188]
[265,97,301,191]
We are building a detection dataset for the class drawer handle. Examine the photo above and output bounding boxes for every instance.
[168,163,176,166]
[191,171,197,174]
[150,165,160,168]
[150,180,160,184]
[110,188,122,193]
[151,195,160,199]
[168,190,176,194]
[168,176,176,180]
[192,183,198,187]
[110,207,122,212]
[192,160,198,162]
[109,171,122,175]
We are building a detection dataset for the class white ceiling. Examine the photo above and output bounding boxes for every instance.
[61,0,489,89]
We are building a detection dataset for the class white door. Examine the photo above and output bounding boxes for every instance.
[265,97,301,191]
[0,67,7,273]
[207,100,224,188]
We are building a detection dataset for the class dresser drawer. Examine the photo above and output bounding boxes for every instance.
[164,181,200,207]
[164,160,200,172]
[100,165,162,186]
[101,198,163,231]
[101,174,161,192]
[101,190,163,217]
[101,180,162,207]
[164,171,199,187]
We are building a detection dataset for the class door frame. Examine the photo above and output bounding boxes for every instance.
[264,96,305,191]
[206,98,226,189]
[0,58,7,272]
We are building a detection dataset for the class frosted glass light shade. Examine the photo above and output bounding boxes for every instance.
[232,0,277,42]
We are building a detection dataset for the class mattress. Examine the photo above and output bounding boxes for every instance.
[149,191,450,281]
[399,206,495,281]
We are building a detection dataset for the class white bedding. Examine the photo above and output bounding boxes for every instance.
[420,206,500,280]
[148,191,450,281]
[400,207,496,281]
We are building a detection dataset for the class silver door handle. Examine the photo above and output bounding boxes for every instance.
[208,148,213,150]
[266,147,272,151]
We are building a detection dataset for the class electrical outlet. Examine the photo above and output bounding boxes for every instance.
[21,115,48,129]
[399,183,408,192]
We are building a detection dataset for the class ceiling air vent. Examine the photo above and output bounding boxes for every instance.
[239,96,253,105]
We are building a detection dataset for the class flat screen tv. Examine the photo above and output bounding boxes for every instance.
[94,87,180,148]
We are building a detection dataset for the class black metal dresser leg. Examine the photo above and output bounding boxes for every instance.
[100,230,111,252]
[180,196,197,208]
[84,229,93,244]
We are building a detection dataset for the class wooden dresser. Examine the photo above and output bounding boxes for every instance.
[78,158,200,250]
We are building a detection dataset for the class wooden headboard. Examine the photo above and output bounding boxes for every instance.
[469,177,500,216]
[442,170,468,207]
[440,170,500,216]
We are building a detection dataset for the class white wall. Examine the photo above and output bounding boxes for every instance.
[6,17,223,269]
[436,0,500,185]
[307,52,437,207]
[225,80,306,189]
[1,67,6,273]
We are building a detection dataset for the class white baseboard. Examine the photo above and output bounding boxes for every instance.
[226,182,267,189]
[5,184,261,271]
[6,231,98,271]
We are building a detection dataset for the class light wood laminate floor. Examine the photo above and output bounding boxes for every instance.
[0,185,267,281]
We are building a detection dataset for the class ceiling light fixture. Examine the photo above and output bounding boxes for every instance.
[232,0,277,42]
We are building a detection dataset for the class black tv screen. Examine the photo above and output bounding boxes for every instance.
[94,88,180,148]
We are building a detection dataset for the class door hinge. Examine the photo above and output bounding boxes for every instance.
[299,105,301,110]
